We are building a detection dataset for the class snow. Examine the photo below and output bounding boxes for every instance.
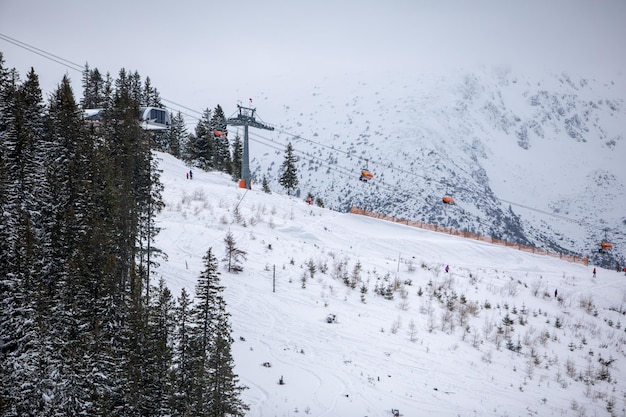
[233,68,625,259]
[154,151,626,417]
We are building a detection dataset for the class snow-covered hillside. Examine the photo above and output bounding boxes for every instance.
[224,67,625,267]
[154,151,626,417]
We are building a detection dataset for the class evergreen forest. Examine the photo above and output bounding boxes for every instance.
[0,53,248,416]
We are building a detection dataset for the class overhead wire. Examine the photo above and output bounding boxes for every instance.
[253,127,586,224]
[248,124,625,241]
[216,108,602,234]
[1,33,618,239]
[0,33,83,72]
[0,32,528,201]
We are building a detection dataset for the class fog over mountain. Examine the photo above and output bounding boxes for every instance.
[2,0,625,267]
[228,67,625,267]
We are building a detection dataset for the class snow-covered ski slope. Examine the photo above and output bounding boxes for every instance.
[154,151,626,417]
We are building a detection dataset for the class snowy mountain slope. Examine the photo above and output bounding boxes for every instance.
[225,67,625,267]
[154,151,626,417]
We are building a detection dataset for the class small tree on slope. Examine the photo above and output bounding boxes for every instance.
[223,231,247,273]
[278,142,298,196]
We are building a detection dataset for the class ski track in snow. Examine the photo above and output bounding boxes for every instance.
[154,151,626,417]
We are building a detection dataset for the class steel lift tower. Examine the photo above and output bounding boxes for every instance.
[227,105,274,189]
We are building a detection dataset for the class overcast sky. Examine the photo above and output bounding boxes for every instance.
[1,0,625,117]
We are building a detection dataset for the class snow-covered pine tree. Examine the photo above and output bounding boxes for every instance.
[211,105,231,174]
[0,63,176,416]
[206,285,249,417]
[187,247,249,415]
[279,142,299,196]
[0,52,14,282]
[0,66,50,416]
[80,64,107,109]
[136,278,176,416]
[165,111,186,157]
[39,75,96,415]
[185,108,214,170]
[142,76,162,107]
[171,287,194,416]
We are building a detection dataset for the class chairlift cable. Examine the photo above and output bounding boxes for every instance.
[5,33,618,240]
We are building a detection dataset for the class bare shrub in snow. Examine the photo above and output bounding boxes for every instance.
[457,302,470,327]
[470,327,481,348]
[408,319,418,342]
[441,309,454,333]
[505,279,519,296]
[525,355,535,380]
[531,279,543,297]
[406,258,416,273]
[426,301,437,333]
[565,358,577,379]
[390,317,401,334]
[579,294,595,314]
[233,207,244,224]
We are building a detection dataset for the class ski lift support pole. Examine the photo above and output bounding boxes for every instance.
[227,105,274,190]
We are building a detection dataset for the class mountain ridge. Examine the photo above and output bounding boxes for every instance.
[227,67,625,266]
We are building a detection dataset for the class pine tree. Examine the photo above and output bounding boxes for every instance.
[0,63,173,416]
[165,111,186,157]
[187,249,220,414]
[137,278,175,416]
[0,67,49,416]
[261,174,271,194]
[231,133,242,181]
[142,76,162,107]
[81,64,107,109]
[211,105,231,174]
[190,248,248,416]
[130,70,143,104]
[206,292,249,417]
[0,53,19,284]
[186,108,214,170]
[279,142,299,196]
[350,261,362,289]
[40,75,96,415]
[171,287,193,415]
[223,231,247,273]
[0,52,14,281]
